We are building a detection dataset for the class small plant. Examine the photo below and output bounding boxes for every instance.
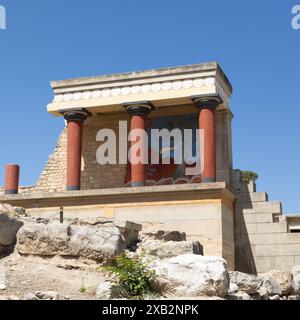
[79,286,87,293]
[79,276,87,293]
[241,171,258,183]
[104,254,157,299]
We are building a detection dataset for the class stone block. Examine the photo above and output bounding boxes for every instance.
[254,256,295,273]
[238,192,268,203]
[255,243,300,257]
[243,201,282,214]
[249,233,300,245]
[244,213,274,224]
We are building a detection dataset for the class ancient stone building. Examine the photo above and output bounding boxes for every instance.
[1,62,300,273]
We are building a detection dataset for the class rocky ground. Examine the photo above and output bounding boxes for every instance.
[1,254,106,300]
[1,205,300,301]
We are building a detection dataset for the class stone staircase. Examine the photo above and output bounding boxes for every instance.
[232,170,300,274]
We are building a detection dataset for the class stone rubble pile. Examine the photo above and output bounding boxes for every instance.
[1,209,300,301]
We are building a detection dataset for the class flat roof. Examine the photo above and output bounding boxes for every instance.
[47,61,233,116]
[51,61,232,93]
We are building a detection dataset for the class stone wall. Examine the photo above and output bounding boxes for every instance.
[81,115,128,190]
[35,115,129,192]
[0,186,36,195]
[35,128,67,192]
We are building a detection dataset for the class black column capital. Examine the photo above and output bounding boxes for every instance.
[191,94,223,110]
[59,108,90,122]
[123,101,155,116]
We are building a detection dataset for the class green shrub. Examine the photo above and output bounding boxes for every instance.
[104,254,157,299]
[241,171,258,183]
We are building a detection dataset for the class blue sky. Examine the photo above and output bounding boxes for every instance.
[0,1,299,213]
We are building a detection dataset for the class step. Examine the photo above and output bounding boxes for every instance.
[238,192,269,203]
[244,213,275,224]
[243,201,282,214]
[246,221,288,234]
[248,232,300,245]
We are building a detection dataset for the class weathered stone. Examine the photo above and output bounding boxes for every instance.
[292,265,300,295]
[249,292,263,300]
[66,217,141,249]
[137,240,203,259]
[0,295,19,300]
[260,270,291,296]
[154,231,186,242]
[258,286,269,300]
[23,291,64,300]
[262,277,282,296]
[152,254,229,298]
[0,264,6,290]
[69,224,126,260]
[0,212,23,246]
[287,295,300,300]
[16,221,133,261]
[229,271,263,295]
[35,291,63,300]
[24,293,39,300]
[269,295,281,301]
[96,281,113,300]
[114,220,142,248]
[226,292,251,300]
[17,222,71,256]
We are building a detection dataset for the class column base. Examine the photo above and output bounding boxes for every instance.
[202,177,216,183]
[67,186,81,191]
[131,182,145,187]
[4,189,18,195]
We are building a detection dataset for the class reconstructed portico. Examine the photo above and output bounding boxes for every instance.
[1,62,236,268]
[47,62,233,191]
[0,62,300,273]
[3,62,300,273]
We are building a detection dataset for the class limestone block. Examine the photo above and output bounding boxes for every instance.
[229,271,263,294]
[150,230,186,242]
[244,213,274,224]
[0,213,24,246]
[137,239,203,259]
[68,224,126,260]
[152,254,229,298]
[243,201,282,214]
[238,192,268,203]
[17,221,129,261]
[96,281,113,300]
[254,256,295,274]
[249,233,300,245]
[255,244,300,257]
[260,270,293,296]
[17,222,71,256]
[246,222,288,234]
[261,277,282,296]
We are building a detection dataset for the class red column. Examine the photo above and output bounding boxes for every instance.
[130,113,147,186]
[64,111,88,191]
[4,164,20,195]
[192,96,222,183]
[125,104,152,187]
[199,107,216,182]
